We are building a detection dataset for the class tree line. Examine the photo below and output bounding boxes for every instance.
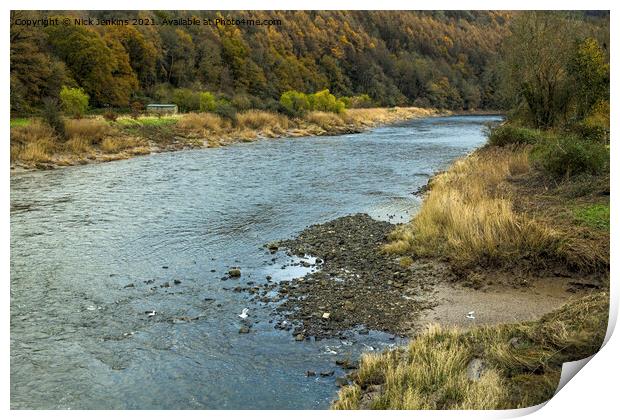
[10,11,608,116]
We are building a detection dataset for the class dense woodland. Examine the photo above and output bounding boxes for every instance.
[10,10,608,116]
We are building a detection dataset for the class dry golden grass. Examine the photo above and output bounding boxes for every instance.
[344,107,437,126]
[333,292,608,410]
[10,120,57,162]
[237,110,289,132]
[11,107,438,167]
[65,118,111,142]
[304,111,345,129]
[100,137,143,153]
[177,112,226,132]
[64,137,93,155]
[16,139,56,163]
[384,146,560,268]
[10,120,55,144]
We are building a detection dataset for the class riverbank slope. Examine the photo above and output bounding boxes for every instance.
[10,107,439,171]
[328,129,609,409]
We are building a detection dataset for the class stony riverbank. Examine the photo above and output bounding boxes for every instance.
[256,214,452,339]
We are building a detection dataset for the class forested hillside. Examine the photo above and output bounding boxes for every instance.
[10,11,608,115]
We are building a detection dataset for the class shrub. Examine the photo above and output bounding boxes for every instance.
[41,97,66,140]
[280,89,346,116]
[572,121,609,143]
[534,135,609,178]
[572,101,610,143]
[59,86,89,119]
[214,100,237,122]
[172,88,201,112]
[199,92,217,112]
[487,124,546,147]
[130,101,143,119]
[308,89,346,114]
[231,94,254,111]
[280,90,310,117]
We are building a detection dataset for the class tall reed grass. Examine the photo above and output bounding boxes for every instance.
[384,147,559,267]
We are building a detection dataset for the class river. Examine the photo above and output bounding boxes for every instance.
[10,115,501,409]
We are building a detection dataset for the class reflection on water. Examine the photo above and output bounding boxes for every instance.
[10,115,501,409]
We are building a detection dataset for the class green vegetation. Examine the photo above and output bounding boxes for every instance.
[41,98,66,140]
[533,135,609,179]
[279,89,345,116]
[573,204,610,230]
[308,90,345,114]
[387,11,609,272]
[199,92,217,113]
[115,115,179,128]
[340,94,374,109]
[10,118,30,128]
[334,292,609,409]
[60,86,89,119]
[487,124,546,146]
[499,13,609,130]
[279,91,311,117]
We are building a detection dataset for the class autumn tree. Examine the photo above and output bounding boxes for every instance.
[46,19,137,106]
[569,38,609,120]
[499,12,576,128]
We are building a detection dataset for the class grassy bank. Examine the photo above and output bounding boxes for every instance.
[333,119,609,409]
[385,144,609,274]
[10,107,438,170]
[333,291,609,409]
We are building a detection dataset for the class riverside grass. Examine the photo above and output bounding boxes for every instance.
[384,146,560,268]
[384,144,609,272]
[339,130,610,410]
[333,291,609,410]
[10,107,436,169]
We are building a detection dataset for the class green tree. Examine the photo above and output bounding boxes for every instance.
[280,90,310,116]
[59,86,89,118]
[308,89,346,113]
[199,91,217,112]
[172,88,201,112]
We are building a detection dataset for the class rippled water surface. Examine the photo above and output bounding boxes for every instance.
[10,115,501,409]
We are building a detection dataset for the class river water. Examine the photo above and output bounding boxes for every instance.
[10,115,501,409]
